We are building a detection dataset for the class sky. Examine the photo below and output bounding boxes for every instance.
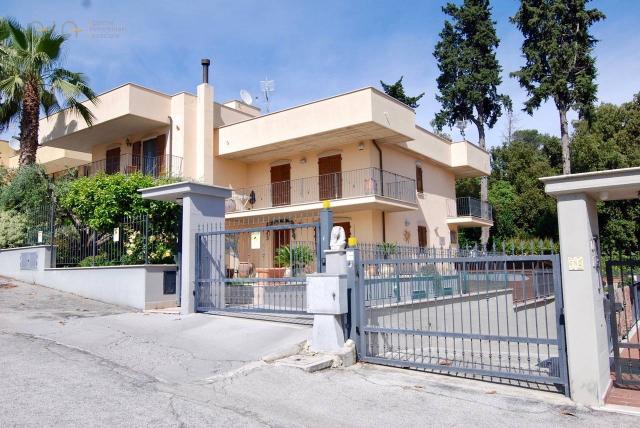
[2,0,639,148]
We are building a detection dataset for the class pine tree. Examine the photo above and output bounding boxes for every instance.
[380,76,425,108]
[510,0,605,174]
[433,0,510,246]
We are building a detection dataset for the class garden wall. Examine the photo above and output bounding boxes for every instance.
[0,245,176,310]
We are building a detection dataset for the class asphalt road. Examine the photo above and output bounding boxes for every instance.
[0,278,636,427]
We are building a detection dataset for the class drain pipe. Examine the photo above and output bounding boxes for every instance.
[372,140,386,242]
[168,115,173,176]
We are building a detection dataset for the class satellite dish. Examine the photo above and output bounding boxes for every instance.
[240,89,253,105]
[8,138,20,151]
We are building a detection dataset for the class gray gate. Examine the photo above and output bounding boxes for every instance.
[606,258,640,387]
[353,245,570,394]
[195,211,331,317]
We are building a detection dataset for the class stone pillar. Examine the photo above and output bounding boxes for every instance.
[557,193,610,405]
[196,83,214,184]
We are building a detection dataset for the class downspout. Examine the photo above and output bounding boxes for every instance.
[372,140,386,242]
[168,115,173,176]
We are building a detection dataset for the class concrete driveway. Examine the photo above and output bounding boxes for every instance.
[0,278,637,427]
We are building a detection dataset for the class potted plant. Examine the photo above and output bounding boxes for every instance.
[274,244,315,277]
[377,242,398,276]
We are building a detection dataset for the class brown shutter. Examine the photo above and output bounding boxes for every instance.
[132,141,141,172]
[270,164,291,206]
[318,154,342,200]
[105,147,121,174]
[416,165,424,193]
[418,226,428,248]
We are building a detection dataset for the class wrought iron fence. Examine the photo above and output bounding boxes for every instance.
[447,197,493,221]
[225,167,417,213]
[53,214,176,267]
[50,153,183,180]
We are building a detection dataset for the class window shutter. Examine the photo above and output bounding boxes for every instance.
[416,165,424,193]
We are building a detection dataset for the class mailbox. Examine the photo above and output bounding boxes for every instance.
[306,273,348,315]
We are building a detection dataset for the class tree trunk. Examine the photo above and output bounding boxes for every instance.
[559,108,571,175]
[19,78,40,166]
[477,123,490,248]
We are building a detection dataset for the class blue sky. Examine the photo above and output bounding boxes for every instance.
[2,0,639,148]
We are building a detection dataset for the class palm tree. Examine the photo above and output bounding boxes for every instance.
[0,18,98,166]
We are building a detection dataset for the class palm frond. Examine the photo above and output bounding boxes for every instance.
[40,89,60,117]
[0,99,20,131]
[34,28,65,62]
[66,98,96,126]
[0,75,24,101]
[6,18,27,50]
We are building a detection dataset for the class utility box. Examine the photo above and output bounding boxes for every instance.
[306,273,347,315]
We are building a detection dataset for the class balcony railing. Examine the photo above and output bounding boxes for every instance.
[447,197,493,221]
[51,153,183,179]
[226,167,417,213]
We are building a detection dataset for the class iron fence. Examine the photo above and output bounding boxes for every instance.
[447,197,493,221]
[354,245,568,393]
[50,153,183,180]
[225,167,416,213]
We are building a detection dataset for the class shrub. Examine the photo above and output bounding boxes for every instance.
[0,165,50,218]
[0,210,28,248]
[274,244,315,272]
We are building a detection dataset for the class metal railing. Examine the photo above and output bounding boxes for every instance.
[51,153,183,179]
[447,197,493,221]
[225,167,417,213]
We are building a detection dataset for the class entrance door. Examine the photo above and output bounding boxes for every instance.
[105,147,121,174]
[318,154,342,200]
[270,164,291,206]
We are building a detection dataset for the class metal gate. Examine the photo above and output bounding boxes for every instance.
[606,258,640,387]
[195,213,329,317]
[354,245,570,393]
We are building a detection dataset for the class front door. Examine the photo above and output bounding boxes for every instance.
[318,154,342,200]
[270,164,291,206]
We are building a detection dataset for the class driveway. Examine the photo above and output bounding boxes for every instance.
[0,278,637,427]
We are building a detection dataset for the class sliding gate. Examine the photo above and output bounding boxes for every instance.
[195,218,321,315]
[355,248,570,393]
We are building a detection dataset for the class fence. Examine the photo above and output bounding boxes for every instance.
[354,243,568,393]
[447,197,493,221]
[53,214,177,267]
[195,211,330,315]
[50,153,183,180]
[225,167,417,213]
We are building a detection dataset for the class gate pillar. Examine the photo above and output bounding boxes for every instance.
[139,182,231,315]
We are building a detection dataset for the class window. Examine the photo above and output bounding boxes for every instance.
[416,165,424,193]
[418,226,428,249]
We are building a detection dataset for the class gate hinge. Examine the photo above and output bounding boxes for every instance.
[559,311,565,326]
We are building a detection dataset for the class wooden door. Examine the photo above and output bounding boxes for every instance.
[270,163,291,206]
[155,134,166,176]
[418,226,428,249]
[318,154,342,200]
[105,147,121,174]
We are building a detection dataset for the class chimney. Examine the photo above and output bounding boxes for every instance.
[201,58,211,84]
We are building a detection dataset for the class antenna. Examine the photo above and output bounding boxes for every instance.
[259,78,275,112]
[240,89,253,106]
[455,119,467,139]
[8,137,20,151]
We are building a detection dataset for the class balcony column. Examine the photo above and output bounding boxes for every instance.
[196,83,214,184]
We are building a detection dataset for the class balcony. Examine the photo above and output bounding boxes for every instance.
[447,197,494,228]
[225,167,418,217]
[51,153,183,179]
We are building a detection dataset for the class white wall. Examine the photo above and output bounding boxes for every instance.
[0,246,177,310]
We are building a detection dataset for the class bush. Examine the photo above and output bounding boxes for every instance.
[0,210,28,248]
[78,253,113,267]
[0,165,50,218]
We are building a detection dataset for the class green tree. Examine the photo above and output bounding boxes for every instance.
[380,76,425,108]
[510,0,605,174]
[571,94,640,255]
[433,0,510,245]
[0,18,98,165]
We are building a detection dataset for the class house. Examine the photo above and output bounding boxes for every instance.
[35,60,492,250]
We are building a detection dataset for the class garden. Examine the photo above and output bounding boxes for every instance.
[0,164,181,267]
